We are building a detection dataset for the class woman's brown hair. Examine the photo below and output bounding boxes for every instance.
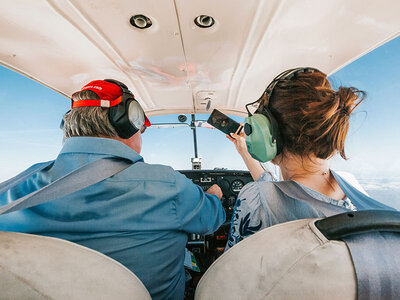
[262,70,365,160]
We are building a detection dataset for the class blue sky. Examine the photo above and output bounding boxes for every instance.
[0,36,399,182]
[329,36,400,177]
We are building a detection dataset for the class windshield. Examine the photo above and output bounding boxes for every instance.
[0,37,399,208]
[141,114,246,170]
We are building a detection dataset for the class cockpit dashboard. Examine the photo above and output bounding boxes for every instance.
[179,169,253,218]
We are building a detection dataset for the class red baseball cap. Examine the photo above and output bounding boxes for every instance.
[144,115,151,127]
[71,80,151,127]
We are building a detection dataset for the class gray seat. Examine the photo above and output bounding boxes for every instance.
[0,231,151,300]
[195,218,356,300]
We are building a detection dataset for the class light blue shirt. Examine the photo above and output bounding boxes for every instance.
[0,137,226,300]
[225,171,356,251]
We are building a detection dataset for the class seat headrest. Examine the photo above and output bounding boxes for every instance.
[195,218,356,300]
[0,231,151,299]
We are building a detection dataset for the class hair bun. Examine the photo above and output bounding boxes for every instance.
[268,71,365,160]
[337,87,365,117]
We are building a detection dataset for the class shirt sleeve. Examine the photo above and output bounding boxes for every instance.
[225,182,266,251]
[173,171,226,235]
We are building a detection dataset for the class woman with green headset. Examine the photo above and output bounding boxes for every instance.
[225,67,393,251]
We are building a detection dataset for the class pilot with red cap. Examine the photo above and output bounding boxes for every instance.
[0,79,225,300]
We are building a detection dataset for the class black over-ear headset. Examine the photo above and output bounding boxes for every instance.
[244,67,321,162]
[104,79,146,139]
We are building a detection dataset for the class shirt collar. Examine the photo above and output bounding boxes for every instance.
[59,137,144,163]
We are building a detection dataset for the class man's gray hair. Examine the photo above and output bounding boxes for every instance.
[62,90,118,139]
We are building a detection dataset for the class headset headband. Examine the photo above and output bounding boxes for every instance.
[104,79,129,93]
[245,67,320,115]
[264,67,320,98]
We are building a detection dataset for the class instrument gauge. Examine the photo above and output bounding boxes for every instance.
[231,179,244,193]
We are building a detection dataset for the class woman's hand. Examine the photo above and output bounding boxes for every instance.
[226,124,265,181]
[226,125,249,157]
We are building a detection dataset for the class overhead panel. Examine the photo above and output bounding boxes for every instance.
[0,0,118,98]
[174,0,261,114]
[0,0,193,115]
[0,0,399,116]
[68,0,192,115]
[234,0,400,114]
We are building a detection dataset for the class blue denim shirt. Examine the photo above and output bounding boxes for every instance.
[0,137,226,300]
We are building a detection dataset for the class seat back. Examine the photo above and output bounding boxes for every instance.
[0,231,151,299]
[195,218,356,299]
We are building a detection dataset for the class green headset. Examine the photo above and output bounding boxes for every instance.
[244,67,320,162]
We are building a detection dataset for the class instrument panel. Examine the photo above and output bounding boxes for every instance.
[179,169,253,220]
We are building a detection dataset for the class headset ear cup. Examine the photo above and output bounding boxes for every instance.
[109,99,139,139]
[244,114,278,162]
[127,101,145,130]
[105,80,145,139]
[104,79,128,89]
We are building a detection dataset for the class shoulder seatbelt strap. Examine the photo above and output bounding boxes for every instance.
[331,170,395,211]
[273,181,348,217]
[329,173,399,299]
[343,231,400,300]
[0,161,54,195]
[0,157,131,215]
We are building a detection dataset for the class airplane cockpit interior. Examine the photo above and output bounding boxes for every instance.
[0,1,400,299]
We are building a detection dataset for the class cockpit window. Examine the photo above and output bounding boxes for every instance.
[329,36,400,209]
[141,114,196,170]
[142,113,246,170]
[0,66,68,182]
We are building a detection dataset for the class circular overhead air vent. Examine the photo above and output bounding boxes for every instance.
[178,115,187,123]
[194,15,215,28]
[130,15,152,29]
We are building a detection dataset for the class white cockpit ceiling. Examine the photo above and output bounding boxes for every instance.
[0,0,399,116]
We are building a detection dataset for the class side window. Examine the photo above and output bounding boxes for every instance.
[330,36,400,209]
[0,66,68,181]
